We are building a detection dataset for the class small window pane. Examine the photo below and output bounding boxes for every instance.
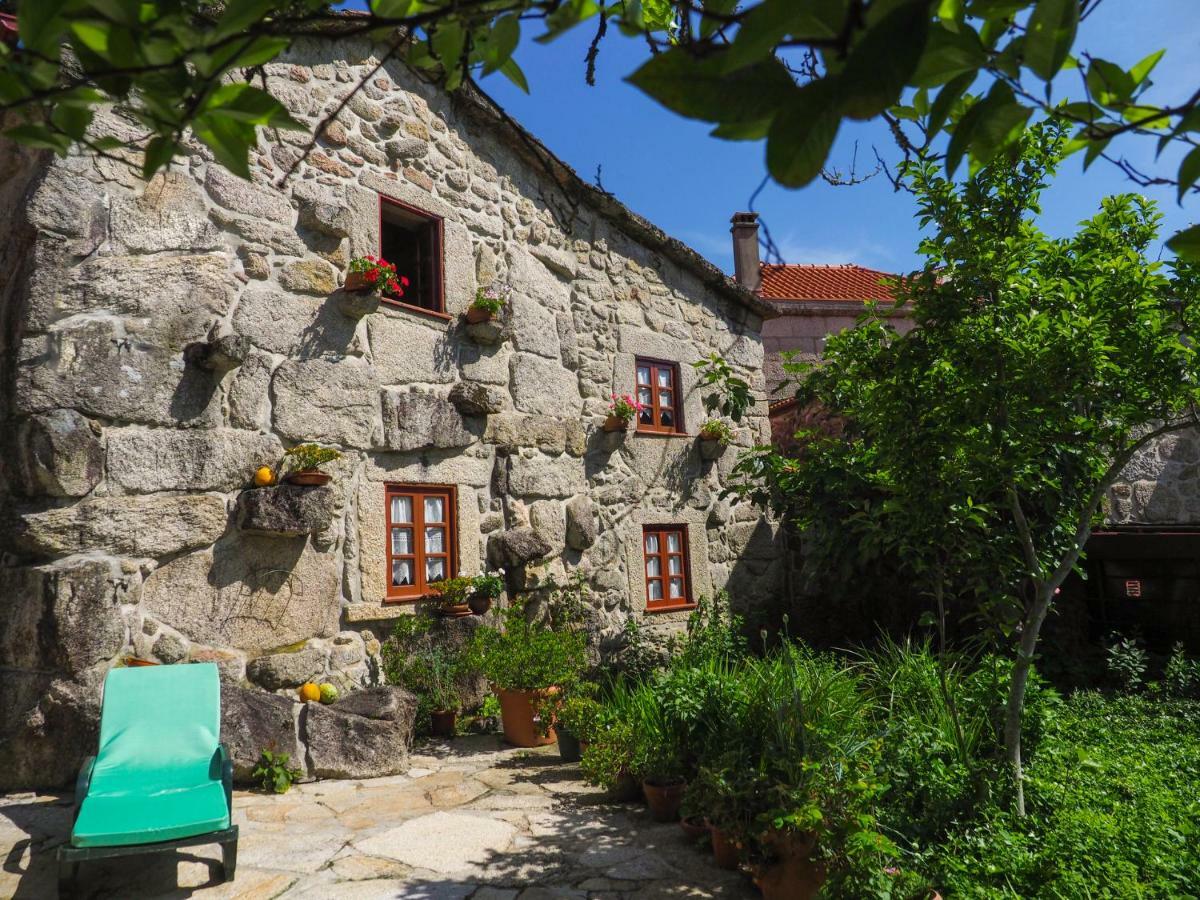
[648,580,664,600]
[425,526,444,554]
[392,559,413,587]
[391,528,412,555]
[647,556,662,577]
[637,386,653,406]
[637,366,651,385]
[426,557,446,582]
[424,496,445,523]
[645,534,659,554]
[668,556,683,575]
[660,409,674,428]
[656,367,672,388]
[669,578,685,599]
[667,532,682,553]
[390,495,412,523]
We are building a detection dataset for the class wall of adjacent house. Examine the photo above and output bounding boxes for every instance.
[0,38,780,789]
[1107,430,1200,526]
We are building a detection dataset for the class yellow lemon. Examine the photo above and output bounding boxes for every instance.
[254,466,275,487]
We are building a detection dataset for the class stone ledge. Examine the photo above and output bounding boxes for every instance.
[236,484,336,536]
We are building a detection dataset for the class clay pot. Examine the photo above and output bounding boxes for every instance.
[642,777,687,822]
[437,602,472,618]
[710,827,741,870]
[495,686,557,747]
[343,270,375,292]
[753,829,824,900]
[285,469,331,486]
[603,415,629,433]
[123,657,159,668]
[468,593,493,616]
[430,709,457,738]
[556,728,582,763]
[607,773,642,802]
[680,816,709,841]
[465,306,494,324]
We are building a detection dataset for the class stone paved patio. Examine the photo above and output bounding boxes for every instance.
[0,735,755,899]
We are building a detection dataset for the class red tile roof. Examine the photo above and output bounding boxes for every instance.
[759,264,895,302]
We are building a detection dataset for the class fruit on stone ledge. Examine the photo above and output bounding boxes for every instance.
[254,466,276,487]
[319,683,339,704]
[298,682,321,703]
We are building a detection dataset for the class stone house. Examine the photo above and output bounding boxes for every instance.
[0,38,782,791]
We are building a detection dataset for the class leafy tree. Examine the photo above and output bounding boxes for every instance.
[1,2,1198,255]
[732,123,1200,814]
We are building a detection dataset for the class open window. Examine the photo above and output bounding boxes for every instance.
[642,524,694,612]
[385,483,458,602]
[379,196,444,314]
[635,357,684,434]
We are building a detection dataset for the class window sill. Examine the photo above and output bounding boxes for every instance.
[380,297,453,322]
[645,602,697,615]
[634,430,693,439]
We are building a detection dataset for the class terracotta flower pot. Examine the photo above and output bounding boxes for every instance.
[285,469,331,486]
[603,415,630,433]
[430,709,457,738]
[710,826,741,870]
[344,270,375,292]
[753,829,824,900]
[468,594,493,616]
[437,602,472,618]
[642,777,687,822]
[607,773,641,802]
[465,306,494,324]
[495,685,558,747]
[680,816,710,841]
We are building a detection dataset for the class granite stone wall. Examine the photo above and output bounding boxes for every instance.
[0,39,780,789]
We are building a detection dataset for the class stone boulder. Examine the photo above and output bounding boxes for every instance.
[220,683,306,783]
[565,495,597,551]
[487,527,553,569]
[236,484,336,537]
[305,686,417,779]
[246,645,328,690]
[0,672,101,791]
[448,381,505,416]
[11,409,104,498]
[381,390,476,452]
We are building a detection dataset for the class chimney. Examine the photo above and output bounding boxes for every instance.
[730,212,761,293]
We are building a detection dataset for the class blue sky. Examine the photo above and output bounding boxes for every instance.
[352,2,1200,276]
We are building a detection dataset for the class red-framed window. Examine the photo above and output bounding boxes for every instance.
[635,358,683,434]
[643,524,694,611]
[385,484,457,602]
[379,195,445,317]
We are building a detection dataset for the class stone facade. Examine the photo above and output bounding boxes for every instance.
[1107,428,1200,526]
[0,38,779,789]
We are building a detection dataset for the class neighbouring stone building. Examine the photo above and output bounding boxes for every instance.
[0,38,782,791]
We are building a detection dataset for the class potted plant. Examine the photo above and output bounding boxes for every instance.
[427,576,476,618]
[579,716,640,801]
[379,615,474,740]
[467,596,586,748]
[466,282,510,324]
[679,783,711,841]
[698,419,733,459]
[553,682,601,763]
[425,648,463,738]
[283,444,342,486]
[469,572,504,616]
[345,255,409,296]
[604,393,644,433]
[691,762,750,871]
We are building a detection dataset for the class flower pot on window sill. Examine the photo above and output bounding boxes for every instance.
[494,685,558,747]
[430,709,457,738]
[603,415,630,433]
[465,306,494,324]
[642,777,686,822]
[436,602,472,619]
[285,469,332,486]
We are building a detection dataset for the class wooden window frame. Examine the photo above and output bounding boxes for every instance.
[378,195,449,321]
[642,524,695,613]
[634,357,684,435]
[384,483,458,603]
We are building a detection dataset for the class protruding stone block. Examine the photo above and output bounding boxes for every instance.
[381,390,476,452]
[305,686,418,779]
[565,495,597,551]
[185,333,251,373]
[237,484,336,537]
[449,381,504,416]
[12,409,104,498]
[487,527,553,569]
[247,644,328,690]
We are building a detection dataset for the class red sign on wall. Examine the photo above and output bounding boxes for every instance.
[1124,580,1142,598]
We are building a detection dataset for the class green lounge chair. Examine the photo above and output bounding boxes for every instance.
[57,662,237,896]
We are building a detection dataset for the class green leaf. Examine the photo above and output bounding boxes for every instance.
[1179,148,1200,203]
[839,0,931,119]
[19,0,70,54]
[1024,0,1078,80]
[926,71,974,139]
[202,84,304,129]
[210,0,277,43]
[627,49,796,125]
[141,135,178,178]
[481,14,521,76]
[499,58,530,94]
[911,22,987,88]
[51,103,94,140]
[945,83,1031,176]
[1130,49,1165,87]
[721,0,841,72]
[1167,224,1200,262]
[193,114,254,179]
[766,82,841,187]
[1086,58,1134,107]
[4,123,72,153]
[371,0,417,15]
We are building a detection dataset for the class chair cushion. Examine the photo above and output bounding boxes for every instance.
[72,779,231,848]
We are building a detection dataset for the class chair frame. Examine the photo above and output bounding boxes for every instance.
[56,743,238,897]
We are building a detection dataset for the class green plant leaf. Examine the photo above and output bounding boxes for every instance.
[1179,147,1200,203]
[499,58,530,94]
[19,0,70,54]
[1129,48,1165,87]
[766,82,841,187]
[911,22,987,88]
[1168,224,1200,261]
[193,113,254,179]
[627,49,796,125]
[1024,0,1078,80]
[839,0,931,119]
[481,14,521,76]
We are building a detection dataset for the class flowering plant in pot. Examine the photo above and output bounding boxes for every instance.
[469,572,504,615]
[427,575,476,618]
[467,282,511,324]
[466,596,586,747]
[698,419,734,444]
[345,255,409,296]
[604,393,645,432]
[282,444,341,486]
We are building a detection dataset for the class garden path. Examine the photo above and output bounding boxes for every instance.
[0,735,754,899]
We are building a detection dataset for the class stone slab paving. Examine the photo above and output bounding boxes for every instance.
[0,735,755,899]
